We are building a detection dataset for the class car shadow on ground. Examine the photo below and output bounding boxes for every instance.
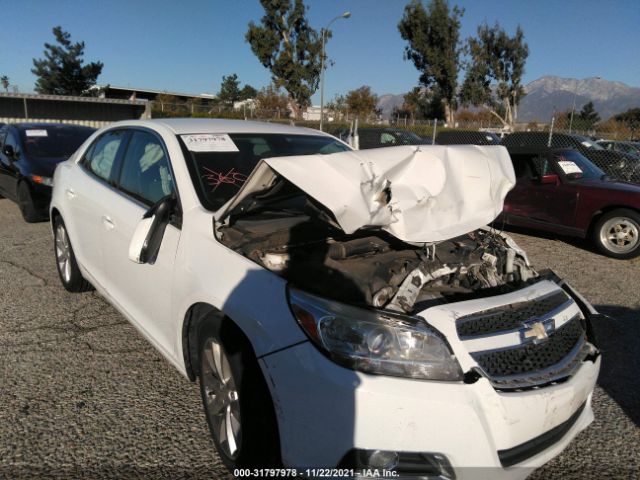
[592,305,640,427]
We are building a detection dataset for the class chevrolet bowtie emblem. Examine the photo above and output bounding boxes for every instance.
[520,318,554,344]
[524,322,548,341]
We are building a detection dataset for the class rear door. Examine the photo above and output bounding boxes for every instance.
[101,129,180,351]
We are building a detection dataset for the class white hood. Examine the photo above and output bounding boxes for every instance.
[215,145,516,243]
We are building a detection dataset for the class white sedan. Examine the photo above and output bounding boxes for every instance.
[50,118,600,479]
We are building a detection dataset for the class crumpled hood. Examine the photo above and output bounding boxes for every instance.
[215,145,516,243]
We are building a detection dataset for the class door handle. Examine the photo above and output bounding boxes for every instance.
[101,215,115,230]
[65,188,76,199]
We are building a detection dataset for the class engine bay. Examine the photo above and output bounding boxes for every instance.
[217,191,537,314]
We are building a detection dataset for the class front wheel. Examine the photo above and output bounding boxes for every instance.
[592,209,640,259]
[198,320,280,471]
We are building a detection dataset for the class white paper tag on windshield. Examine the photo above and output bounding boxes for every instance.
[25,129,48,137]
[558,160,582,175]
[181,134,239,152]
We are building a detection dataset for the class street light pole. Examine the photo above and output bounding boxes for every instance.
[568,82,578,134]
[569,76,601,133]
[319,11,350,132]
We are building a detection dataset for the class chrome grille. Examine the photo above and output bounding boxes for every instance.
[457,288,592,389]
[456,290,569,338]
[471,316,585,377]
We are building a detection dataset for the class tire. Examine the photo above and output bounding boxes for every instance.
[17,181,43,223]
[198,319,281,471]
[592,209,640,259]
[53,216,93,292]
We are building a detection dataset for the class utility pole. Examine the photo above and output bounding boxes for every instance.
[319,11,351,132]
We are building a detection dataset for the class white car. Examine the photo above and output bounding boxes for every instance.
[50,119,601,479]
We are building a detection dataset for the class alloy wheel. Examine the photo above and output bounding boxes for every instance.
[600,216,640,254]
[55,224,72,283]
[201,338,242,459]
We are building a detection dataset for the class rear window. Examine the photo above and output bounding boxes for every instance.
[19,126,94,158]
[181,133,350,211]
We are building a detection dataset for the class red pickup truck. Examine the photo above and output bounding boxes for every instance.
[499,146,640,259]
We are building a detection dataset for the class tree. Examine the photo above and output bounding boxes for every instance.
[345,86,379,121]
[153,94,184,115]
[246,0,324,119]
[239,84,258,101]
[577,101,600,130]
[459,22,529,128]
[0,76,9,92]
[31,26,103,96]
[218,74,242,106]
[613,108,640,138]
[255,83,290,118]
[393,87,445,122]
[326,94,349,121]
[398,0,463,125]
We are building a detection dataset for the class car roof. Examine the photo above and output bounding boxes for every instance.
[505,145,577,154]
[109,118,332,137]
[11,122,95,131]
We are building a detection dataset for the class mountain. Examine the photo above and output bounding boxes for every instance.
[377,93,405,119]
[517,76,640,122]
[376,76,640,122]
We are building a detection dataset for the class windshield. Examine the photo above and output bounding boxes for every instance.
[552,149,605,180]
[182,133,350,210]
[19,126,94,158]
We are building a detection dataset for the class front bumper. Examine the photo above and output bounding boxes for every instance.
[260,279,600,479]
[261,342,598,479]
[27,180,53,213]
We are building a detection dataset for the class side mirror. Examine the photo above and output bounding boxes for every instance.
[539,174,559,185]
[3,144,15,158]
[128,195,176,264]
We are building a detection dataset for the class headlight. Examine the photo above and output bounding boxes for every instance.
[288,288,463,381]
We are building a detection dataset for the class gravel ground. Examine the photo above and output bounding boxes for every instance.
[0,199,638,479]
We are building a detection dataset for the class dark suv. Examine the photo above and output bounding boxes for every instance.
[435,130,502,145]
[0,123,95,221]
[499,146,640,259]
[335,127,432,149]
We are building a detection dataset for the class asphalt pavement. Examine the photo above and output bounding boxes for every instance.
[0,199,638,479]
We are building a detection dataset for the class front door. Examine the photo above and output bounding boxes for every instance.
[100,129,180,354]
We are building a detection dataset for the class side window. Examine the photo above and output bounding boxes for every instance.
[4,131,19,151]
[380,132,396,145]
[510,154,536,180]
[0,131,6,147]
[84,130,126,182]
[118,131,174,205]
[531,155,552,177]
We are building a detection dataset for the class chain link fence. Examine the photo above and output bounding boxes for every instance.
[148,101,640,183]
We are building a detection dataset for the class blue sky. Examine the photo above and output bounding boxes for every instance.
[1,0,638,103]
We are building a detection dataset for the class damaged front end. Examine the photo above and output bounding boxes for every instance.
[219,215,537,314]
[215,145,532,313]
[215,145,598,389]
